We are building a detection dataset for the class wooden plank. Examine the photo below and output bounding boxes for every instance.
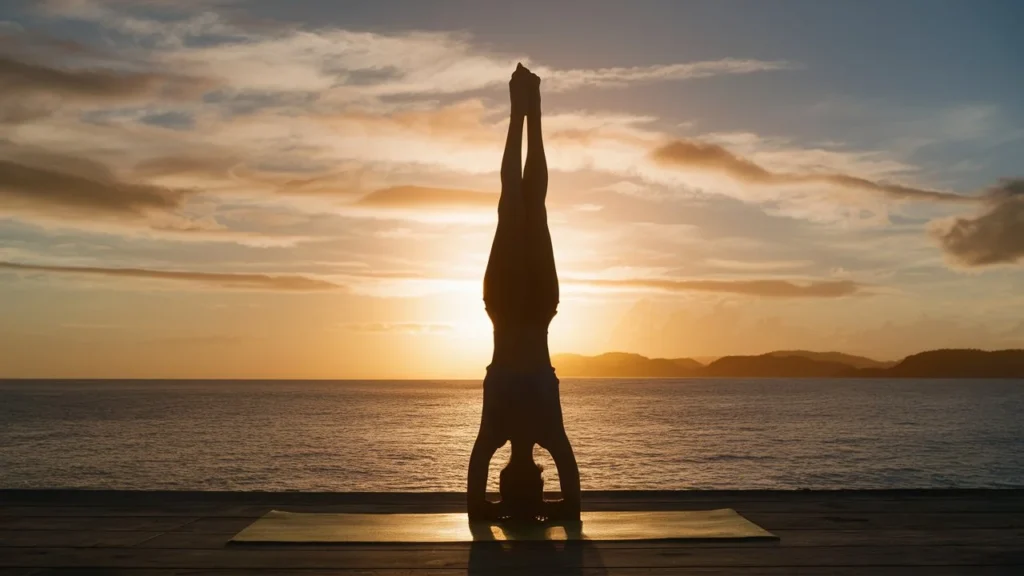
[0,517,197,532]
[223,528,1024,550]
[0,530,161,548]
[9,509,1016,534]
[742,511,1024,531]
[0,505,270,518]
[1,544,1022,569]
[131,532,235,549]
[168,518,256,534]
[20,568,1024,576]
[0,527,994,550]
[6,526,1020,551]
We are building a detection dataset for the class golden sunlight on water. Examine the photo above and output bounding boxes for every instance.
[2,379,1022,491]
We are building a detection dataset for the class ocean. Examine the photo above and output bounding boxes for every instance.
[1,378,1022,492]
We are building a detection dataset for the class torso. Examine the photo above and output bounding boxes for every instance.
[490,324,552,373]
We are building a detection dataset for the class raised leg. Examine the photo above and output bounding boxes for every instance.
[482,67,529,327]
[522,72,558,325]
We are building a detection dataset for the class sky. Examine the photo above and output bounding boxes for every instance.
[1,0,1022,378]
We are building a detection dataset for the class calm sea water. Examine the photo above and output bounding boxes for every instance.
[1,379,1022,491]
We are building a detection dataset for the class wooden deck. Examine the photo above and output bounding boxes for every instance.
[1,489,1022,575]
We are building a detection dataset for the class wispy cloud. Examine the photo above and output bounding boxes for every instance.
[574,277,864,298]
[0,53,209,102]
[357,186,496,210]
[541,59,797,91]
[36,1,795,99]
[343,322,454,334]
[930,179,1024,267]
[651,139,975,204]
[0,148,189,216]
[705,259,814,272]
[0,261,340,291]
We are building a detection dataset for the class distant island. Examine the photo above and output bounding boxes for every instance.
[552,349,1024,379]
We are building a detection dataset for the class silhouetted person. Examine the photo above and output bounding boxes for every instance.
[467,64,581,523]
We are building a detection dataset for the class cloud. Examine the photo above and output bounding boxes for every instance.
[36,2,794,99]
[0,53,211,102]
[356,185,497,210]
[575,277,864,298]
[0,148,189,217]
[37,0,243,45]
[705,259,814,272]
[343,322,454,335]
[543,58,797,91]
[930,179,1024,267]
[0,261,340,291]
[132,154,242,179]
[172,34,791,98]
[651,139,975,204]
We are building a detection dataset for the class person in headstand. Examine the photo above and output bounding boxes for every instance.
[467,64,581,523]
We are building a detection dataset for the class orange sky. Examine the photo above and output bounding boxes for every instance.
[1,1,1023,378]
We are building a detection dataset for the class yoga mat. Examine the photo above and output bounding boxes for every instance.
[231,509,776,543]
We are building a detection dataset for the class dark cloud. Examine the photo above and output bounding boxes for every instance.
[0,23,109,62]
[0,149,189,216]
[357,185,497,209]
[652,139,974,203]
[0,261,340,291]
[0,54,211,101]
[132,154,241,179]
[930,179,1024,267]
[578,277,863,298]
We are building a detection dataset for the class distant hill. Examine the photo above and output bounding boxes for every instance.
[702,354,852,378]
[552,353,702,378]
[767,350,895,370]
[856,349,1024,378]
[552,349,1024,378]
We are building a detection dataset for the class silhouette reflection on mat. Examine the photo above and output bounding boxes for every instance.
[467,63,581,524]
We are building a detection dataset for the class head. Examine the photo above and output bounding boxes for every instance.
[499,458,544,521]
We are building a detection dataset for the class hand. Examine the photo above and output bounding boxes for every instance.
[542,499,581,522]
